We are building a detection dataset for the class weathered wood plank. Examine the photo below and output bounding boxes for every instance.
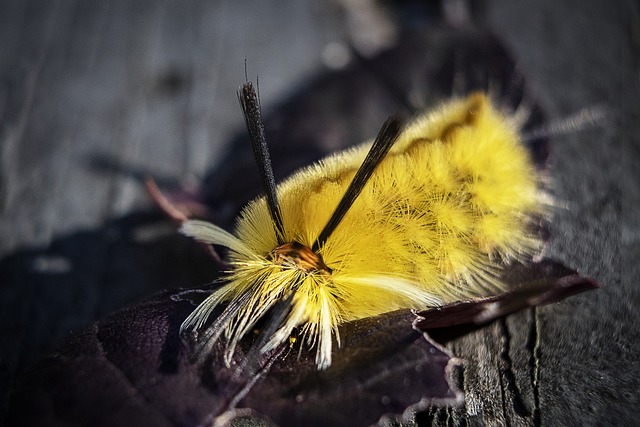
[0,0,335,421]
[1,0,636,425]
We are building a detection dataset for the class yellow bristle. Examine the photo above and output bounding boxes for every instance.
[180,92,546,370]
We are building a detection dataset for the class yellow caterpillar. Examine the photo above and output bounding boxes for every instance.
[180,88,544,370]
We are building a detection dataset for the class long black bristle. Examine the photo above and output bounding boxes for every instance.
[312,116,403,252]
[238,81,286,244]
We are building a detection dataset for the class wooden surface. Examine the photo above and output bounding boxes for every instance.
[0,0,637,425]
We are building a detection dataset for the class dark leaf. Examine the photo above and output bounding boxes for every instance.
[5,290,462,427]
[414,259,600,343]
[6,257,599,427]
[235,310,462,427]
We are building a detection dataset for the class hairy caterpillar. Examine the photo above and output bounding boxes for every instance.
[180,83,545,370]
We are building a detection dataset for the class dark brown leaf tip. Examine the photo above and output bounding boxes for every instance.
[414,258,600,332]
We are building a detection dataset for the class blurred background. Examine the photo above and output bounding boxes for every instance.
[0,0,636,425]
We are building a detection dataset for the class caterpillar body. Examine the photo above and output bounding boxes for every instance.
[180,88,544,370]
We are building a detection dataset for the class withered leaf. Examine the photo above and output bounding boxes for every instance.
[6,257,597,427]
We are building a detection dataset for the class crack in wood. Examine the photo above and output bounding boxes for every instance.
[499,317,532,421]
[527,307,541,427]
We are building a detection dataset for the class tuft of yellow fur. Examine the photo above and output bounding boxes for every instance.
[181,93,545,369]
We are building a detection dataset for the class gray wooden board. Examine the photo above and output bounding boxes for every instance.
[0,0,637,425]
